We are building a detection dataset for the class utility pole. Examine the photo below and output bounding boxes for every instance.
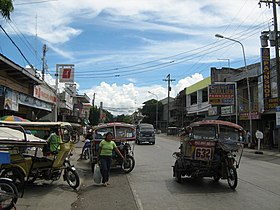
[163,74,175,129]
[259,0,280,151]
[42,44,47,81]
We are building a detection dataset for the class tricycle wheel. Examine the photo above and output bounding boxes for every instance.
[227,166,238,190]
[1,168,25,197]
[173,161,182,183]
[0,178,19,210]
[65,168,80,190]
[121,155,135,174]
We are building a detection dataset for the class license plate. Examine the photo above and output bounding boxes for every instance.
[194,147,213,160]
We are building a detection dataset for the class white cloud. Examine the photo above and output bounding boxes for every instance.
[79,73,203,115]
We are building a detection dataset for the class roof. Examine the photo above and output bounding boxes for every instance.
[0,53,42,85]
[189,120,244,131]
[0,126,47,146]
[186,77,211,94]
[0,121,72,129]
[94,122,135,129]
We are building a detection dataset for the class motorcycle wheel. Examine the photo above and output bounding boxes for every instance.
[174,161,182,183]
[0,178,18,210]
[65,168,80,190]
[83,149,89,160]
[0,168,25,197]
[227,166,238,190]
[121,155,135,174]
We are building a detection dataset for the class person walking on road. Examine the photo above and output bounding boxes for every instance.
[97,132,124,186]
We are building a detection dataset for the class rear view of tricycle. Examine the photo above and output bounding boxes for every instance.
[172,120,244,190]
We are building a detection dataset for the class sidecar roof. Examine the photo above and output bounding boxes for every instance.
[189,120,244,131]
[0,126,47,146]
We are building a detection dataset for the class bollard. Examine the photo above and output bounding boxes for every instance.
[255,130,263,155]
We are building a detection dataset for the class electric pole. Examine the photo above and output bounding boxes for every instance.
[163,74,175,129]
[42,44,47,81]
[259,0,280,151]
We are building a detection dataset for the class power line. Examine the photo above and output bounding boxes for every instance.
[0,25,34,70]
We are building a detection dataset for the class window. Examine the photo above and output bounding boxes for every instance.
[202,88,208,102]
[190,92,197,105]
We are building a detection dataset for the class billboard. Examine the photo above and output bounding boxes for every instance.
[208,83,235,105]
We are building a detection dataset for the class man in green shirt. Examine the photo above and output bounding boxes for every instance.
[47,128,61,153]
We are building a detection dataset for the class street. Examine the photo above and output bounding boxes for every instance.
[17,134,280,210]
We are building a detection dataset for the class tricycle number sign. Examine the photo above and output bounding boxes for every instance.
[194,147,213,160]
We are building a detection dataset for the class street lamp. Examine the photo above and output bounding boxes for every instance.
[148,91,159,131]
[215,34,252,142]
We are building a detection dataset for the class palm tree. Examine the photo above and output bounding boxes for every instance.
[0,0,14,20]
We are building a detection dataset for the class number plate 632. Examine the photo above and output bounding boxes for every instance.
[194,147,213,160]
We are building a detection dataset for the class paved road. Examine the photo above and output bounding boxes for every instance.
[16,134,280,209]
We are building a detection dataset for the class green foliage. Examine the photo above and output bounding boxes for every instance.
[141,99,162,126]
[89,106,99,126]
[114,114,133,124]
[0,0,14,20]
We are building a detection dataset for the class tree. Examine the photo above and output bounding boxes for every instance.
[89,106,100,126]
[0,0,14,20]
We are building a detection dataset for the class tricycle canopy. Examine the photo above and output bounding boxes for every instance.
[0,125,47,147]
[0,121,73,142]
[93,122,136,142]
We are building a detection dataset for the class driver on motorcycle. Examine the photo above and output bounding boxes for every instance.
[46,128,61,154]
[80,130,93,158]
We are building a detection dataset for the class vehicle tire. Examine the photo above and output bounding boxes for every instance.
[65,168,80,190]
[174,161,182,183]
[121,155,135,174]
[227,166,238,190]
[213,175,220,182]
[0,168,25,197]
[0,178,19,210]
[83,149,89,160]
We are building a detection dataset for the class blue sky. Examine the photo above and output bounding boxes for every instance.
[0,0,274,115]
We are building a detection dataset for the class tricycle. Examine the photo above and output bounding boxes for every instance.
[172,120,244,190]
[89,122,136,173]
[0,123,80,195]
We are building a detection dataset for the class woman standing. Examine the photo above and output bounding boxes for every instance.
[97,132,124,186]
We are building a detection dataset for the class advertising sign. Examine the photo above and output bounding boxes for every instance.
[208,83,235,105]
[276,106,280,128]
[34,85,57,104]
[59,67,74,83]
[221,106,233,116]
[4,88,18,111]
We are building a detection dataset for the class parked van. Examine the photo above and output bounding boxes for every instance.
[136,123,155,145]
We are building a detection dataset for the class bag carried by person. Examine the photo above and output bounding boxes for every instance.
[93,164,102,184]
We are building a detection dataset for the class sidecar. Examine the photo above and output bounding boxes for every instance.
[89,122,136,173]
[172,120,244,189]
[0,124,47,196]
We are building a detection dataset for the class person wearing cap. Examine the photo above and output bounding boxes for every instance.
[97,132,124,186]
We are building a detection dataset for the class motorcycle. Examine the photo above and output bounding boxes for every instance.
[172,120,244,190]
[90,122,136,173]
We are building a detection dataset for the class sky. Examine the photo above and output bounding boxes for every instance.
[0,0,276,115]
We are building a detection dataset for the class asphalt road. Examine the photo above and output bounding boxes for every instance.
[16,134,280,210]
